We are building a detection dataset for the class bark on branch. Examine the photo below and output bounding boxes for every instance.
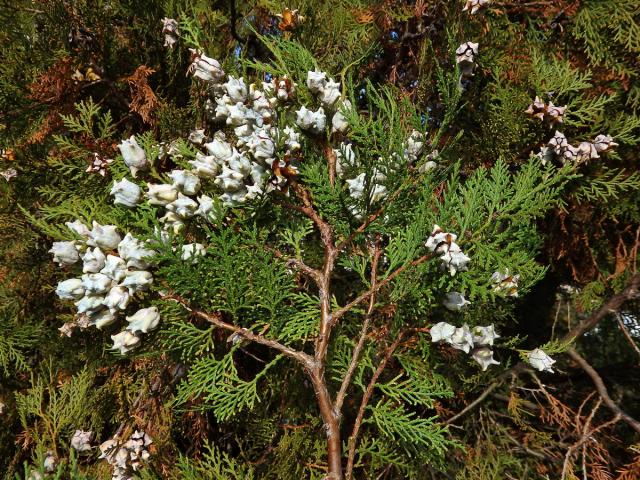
[335,238,382,413]
[288,179,344,478]
[345,331,406,480]
[563,273,640,342]
[161,292,315,369]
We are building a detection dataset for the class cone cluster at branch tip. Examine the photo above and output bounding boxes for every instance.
[132,53,438,227]
[538,131,618,165]
[425,225,470,276]
[99,430,152,480]
[525,96,566,124]
[188,52,307,206]
[430,322,500,371]
[49,221,159,353]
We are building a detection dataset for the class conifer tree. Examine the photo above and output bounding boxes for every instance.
[1,1,640,479]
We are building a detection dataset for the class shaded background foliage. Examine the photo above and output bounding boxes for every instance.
[1,0,639,478]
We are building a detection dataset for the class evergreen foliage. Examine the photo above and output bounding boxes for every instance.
[1,1,639,479]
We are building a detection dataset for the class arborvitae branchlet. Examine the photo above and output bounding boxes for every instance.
[1,1,639,479]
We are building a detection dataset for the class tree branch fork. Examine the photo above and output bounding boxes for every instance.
[163,178,435,479]
[164,166,640,478]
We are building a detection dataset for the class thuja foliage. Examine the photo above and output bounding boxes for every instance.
[1,1,639,479]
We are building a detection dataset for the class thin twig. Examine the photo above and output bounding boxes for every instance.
[345,332,405,480]
[332,254,432,323]
[563,274,640,342]
[289,180,335,248]
[0,1,44,14]
[567,348,640,434]
[335,238,382,413]
[285,257,323,283]
[615,312,640,361]
[161,292,314,369]
[487,416,551,460]
[444,382,501,425]
[492,393,539,411]
[561,408,620,480]
[268,246,322,284]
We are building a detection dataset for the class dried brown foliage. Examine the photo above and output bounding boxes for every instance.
[516,375,630,479]
[547,207,601,283]
[27,57,79,105]
[616,452,640,480]
[545,206,640,285]
[607,227,640,281]
[491,0,581,18]
[25,112,63,145]
[24,57,84,145]
[126,66,160,126]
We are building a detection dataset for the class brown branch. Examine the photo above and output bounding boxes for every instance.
[286,179,344,477]
[306,462,329,471]
[276,182,339,362]
[315,268,337,366]
[444,382,501,425]
[324,143,337,187]
[287,174,430,476]
[282,181,339,365]
[567,348,640,434]
[308,366,342,479]
[268,246,322,284]
[289,180,335,248]
[333,254,432,323]
[285,257,323,283]
[615,312,640,361]
[335,238,382,413]
[165,283,345,476]
[345,331,405,480]
[161,292,314,369]
[563,273,640,342]
[287,182,338,359]
[443,274,640,424]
